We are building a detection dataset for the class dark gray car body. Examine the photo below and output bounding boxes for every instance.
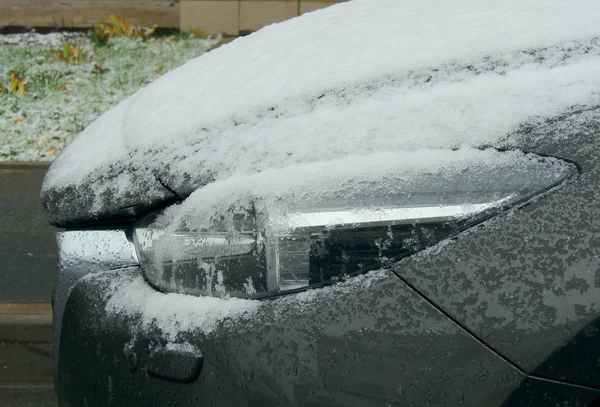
[52,107,600,406]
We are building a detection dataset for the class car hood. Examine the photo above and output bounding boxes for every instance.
[41,0,600,226]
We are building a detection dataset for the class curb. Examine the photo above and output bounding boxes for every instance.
[0,162,50,169]
[0,385,57,407]
[0,303,52,343]
[0,303,53,386]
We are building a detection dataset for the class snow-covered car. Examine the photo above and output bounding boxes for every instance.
[42,0,600,405]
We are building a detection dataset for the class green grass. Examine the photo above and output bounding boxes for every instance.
[0,33,219,161]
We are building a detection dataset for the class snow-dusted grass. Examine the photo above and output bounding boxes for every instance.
[0,32,220,161]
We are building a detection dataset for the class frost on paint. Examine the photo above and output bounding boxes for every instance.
[42,0,600,226]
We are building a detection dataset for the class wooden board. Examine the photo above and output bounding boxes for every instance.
[0,0,180,28]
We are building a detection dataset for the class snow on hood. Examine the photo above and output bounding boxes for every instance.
[42,0,600,225]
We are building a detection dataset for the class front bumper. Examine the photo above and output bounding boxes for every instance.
[54,264,600,407]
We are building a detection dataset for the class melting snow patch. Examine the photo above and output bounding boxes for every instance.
[165,341,201,354]
[99,271,260,340]
[90,267,391,339]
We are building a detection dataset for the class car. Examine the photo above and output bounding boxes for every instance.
[42,0,600,405]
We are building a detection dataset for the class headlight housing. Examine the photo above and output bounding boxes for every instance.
[133,149,576,298]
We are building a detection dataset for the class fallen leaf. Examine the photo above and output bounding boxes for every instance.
[190,29,208,39]
[9,72,17,92]
[43,147,57,156]
[54,126,60,131]
[13,118,23,124]
[9,72,26,94]
[154,65,163,73]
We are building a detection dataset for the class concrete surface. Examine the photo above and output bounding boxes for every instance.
[0,385,57,407]
[0,302,55,406]
[0,163,56,303]
[0,342,53,385]
[0,386,57,407]
[0,163,57,404]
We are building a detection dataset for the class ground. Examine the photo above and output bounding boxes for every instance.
[0,31,219,161]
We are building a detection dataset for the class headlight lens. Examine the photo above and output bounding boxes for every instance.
[263,201,507,292]
[133,150,576,298]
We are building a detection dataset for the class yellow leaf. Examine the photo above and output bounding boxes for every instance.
[190,28,208,39]
[8,72,25,94]
[54,126,60,132]
[154,65,163,73]
[104,14,154,39]
[13,118,23,124]
[43,147,57,156]
[110,14,122,35]
[9,73,18,93]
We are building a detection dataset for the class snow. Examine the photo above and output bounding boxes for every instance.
[41,0,600,358]
[95,266,390,337]
[43,0,600,216]
[164,342,200,354]
[0,33,219,161]
[100,269,260,339]
[152,148,573,234]
[0,31,86,46]
[136,148,572,298]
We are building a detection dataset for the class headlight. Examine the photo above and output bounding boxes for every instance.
[133,150,576,298]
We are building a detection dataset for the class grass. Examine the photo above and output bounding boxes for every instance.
[0,30,220,161]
